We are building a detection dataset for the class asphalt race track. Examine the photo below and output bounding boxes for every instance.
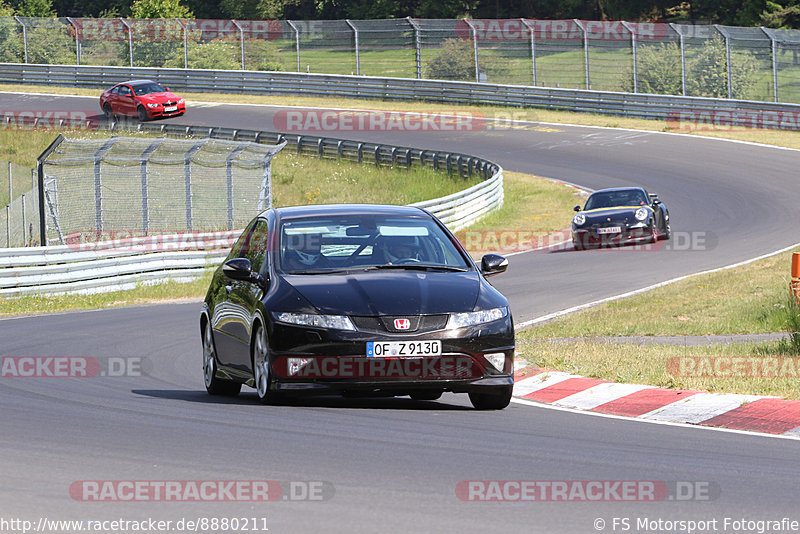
[1,92,799,533]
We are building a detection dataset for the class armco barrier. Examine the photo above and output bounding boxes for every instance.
[1,121,503,296]
[3,63,800,129]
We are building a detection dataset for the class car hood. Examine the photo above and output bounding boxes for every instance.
[138,92,180,102]
[579,206,652,224]
[283,270,481,316]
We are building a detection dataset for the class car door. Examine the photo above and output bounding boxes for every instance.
[116,85,135,116]
[213,219,271,372]
[212,220,257,370]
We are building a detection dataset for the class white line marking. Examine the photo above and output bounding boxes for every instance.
[554,382,655,410]
[517,241,800,328]
[512,372,579,397]
[510,397,800,441]
[639,393,766,424]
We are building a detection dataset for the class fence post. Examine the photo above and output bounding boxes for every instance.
[463,19,480,82]
[93,139,115,236]
[176,19,188,69]
[622,21,637,93]
[7,162,11,207]
[232,20,245,70]
[14,16,27,64]
[762,27,779,103]
[120,19,134,67]
[67,17,81,65]
[5,205,9,248]
[287,21,301,73]
[225,146,246,230]
[140,140,162,233]
[670,24,687,96]
[37,135,65,247]
[184,141,205,232]
[574,19,590,90]
[521,19,536,86]
[715,25,733,99]
[20,193,25,245]
[407,17,422,79]
[345,20,360,76]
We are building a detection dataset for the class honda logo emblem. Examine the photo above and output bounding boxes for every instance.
[394,318,411,330]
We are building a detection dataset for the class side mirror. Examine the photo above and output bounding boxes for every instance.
[223,258,268,290]
[652,198,662,205]
[480,254,508,277]
[573,205,581,212]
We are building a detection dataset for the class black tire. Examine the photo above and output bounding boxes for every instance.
[573,239,584,251]
[102,103,114,121]
[137,105,149,122]
[252,324,281,405]
[410,390,443,401]
[662,218,671,240]
[469,386,513,410]
[202,323,241,396]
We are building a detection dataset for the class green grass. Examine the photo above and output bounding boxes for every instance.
[0,270,214,317]
[518,338,800,400]
[525,247,800,338]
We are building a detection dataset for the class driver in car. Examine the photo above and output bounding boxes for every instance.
[283,232,331,270]
[383,236,422,264]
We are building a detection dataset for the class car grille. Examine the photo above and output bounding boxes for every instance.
[351,315,449,334]
[162,101,178,106]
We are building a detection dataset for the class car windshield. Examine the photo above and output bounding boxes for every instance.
[584,189,648,210]
[278,215,470,274]
[132,83,167,95]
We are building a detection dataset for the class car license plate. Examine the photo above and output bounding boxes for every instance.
[367,340,441,357]
[164,106,177,112]
[597,227,621,234]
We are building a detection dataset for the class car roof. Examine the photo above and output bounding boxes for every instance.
[267,204,428,220]
[590,186,647,195]
[115,80,161,86]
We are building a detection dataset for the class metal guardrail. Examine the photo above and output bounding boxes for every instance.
[0,119,503,296]
[2,63,800,130]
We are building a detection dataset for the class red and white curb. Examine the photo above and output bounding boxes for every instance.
[513,361,800,437]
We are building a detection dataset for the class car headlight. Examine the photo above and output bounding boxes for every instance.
[447,307,508,329]
[274,312,355,331]
[178,98,184,104]
[572,213,586,226]
[635,208,649,221]
[146,103,159,108]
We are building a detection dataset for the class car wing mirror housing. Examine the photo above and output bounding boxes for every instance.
[223,258,269,289]
[573,205,581,212]
[481,254,508,277]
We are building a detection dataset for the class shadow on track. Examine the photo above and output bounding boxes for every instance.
[131,389,472,410]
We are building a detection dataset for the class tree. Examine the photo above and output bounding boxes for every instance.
[16,0,55,16]
[130,0,193,18]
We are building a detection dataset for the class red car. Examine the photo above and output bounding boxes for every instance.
[100,80,185,122]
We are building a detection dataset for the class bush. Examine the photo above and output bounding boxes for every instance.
[425,38,475,81]
[622,37,758,99]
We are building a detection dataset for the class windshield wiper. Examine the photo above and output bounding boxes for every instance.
[369,264,470,272]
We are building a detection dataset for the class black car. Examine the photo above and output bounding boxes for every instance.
[571,187,670,250]
[200,204,515,410]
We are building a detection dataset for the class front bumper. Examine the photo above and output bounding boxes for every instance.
[266,317,514,396]
[572,225,652,247]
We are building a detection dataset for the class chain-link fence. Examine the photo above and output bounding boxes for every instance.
[1,160,38,248]
[4,17,800,102]
[39,136,285,246]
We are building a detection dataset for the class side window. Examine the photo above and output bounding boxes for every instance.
[228,220,257,260]
[119,86,131,96]
[240,219,270,274]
